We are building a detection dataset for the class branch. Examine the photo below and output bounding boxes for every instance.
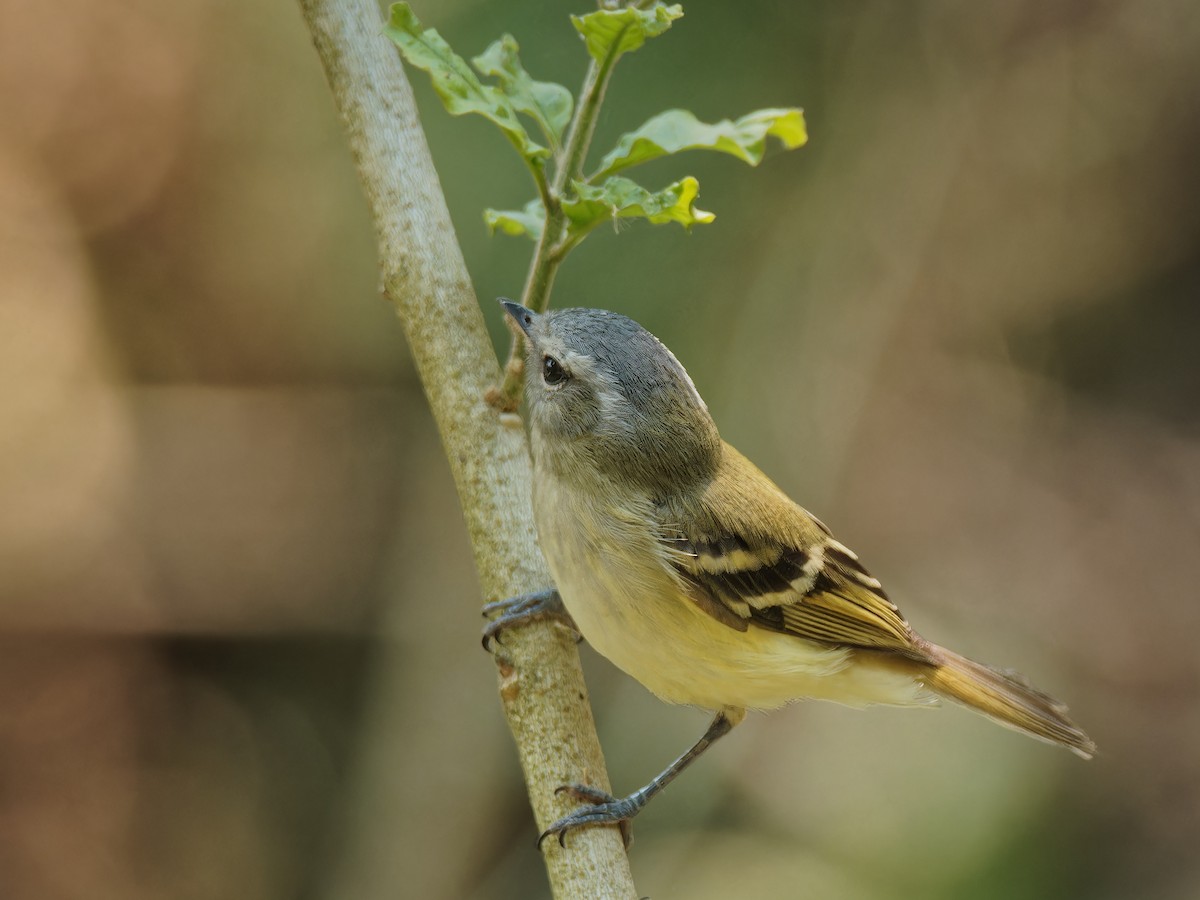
[297,1,636,896]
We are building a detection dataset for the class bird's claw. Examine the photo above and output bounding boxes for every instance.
[482,589,577,651]
[554,783,615,804]
[538,784,638,850]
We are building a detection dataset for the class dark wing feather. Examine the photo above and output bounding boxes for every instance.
[660,442,927,659]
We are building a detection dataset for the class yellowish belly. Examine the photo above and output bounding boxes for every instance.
[533,473,927,712]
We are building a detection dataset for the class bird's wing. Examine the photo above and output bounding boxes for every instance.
[658,443,925,657]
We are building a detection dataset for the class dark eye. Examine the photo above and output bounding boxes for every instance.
[542,354,569,386]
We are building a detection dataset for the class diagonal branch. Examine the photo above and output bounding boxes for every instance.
[297,1,635,896]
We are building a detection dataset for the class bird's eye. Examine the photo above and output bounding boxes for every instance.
[542,355,569,386]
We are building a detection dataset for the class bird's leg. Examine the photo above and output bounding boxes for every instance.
[482,588,578,650]
[539,708,745,850]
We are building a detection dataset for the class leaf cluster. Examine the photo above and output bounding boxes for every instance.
[385,2,807,256]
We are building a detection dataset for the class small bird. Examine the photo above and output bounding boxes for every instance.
[488,300,1095,848]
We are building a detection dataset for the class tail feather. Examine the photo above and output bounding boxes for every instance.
[922,644,1096,759]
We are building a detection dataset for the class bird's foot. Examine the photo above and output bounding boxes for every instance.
[538,784,642,850]
[481,589,578,651]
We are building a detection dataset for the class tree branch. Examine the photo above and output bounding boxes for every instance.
[297,1,635,896]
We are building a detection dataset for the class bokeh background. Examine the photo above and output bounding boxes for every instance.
[2,0,1198,897]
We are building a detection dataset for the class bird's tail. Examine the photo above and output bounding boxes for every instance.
[921,644,1096,759]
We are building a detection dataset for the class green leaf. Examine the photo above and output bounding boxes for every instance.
[571,4,683,64]
[472,36,573,146]
[484,200,545,241]
[384,4,548,162]
[593,108,808,180]
[562,175,714,238]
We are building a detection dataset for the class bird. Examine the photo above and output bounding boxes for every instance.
[486,299,1095,848]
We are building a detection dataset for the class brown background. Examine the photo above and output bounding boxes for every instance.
[1,1,1197,898]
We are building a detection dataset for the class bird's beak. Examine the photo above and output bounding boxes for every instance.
[499,298,537,338]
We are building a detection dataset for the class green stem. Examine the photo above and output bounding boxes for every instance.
[525,153,554,213]
[555,55,613,193]
[497,44,622,405]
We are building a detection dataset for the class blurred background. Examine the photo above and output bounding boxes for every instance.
[1,0,1198,897]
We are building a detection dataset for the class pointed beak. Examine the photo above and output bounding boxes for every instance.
[499,298,537,338]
